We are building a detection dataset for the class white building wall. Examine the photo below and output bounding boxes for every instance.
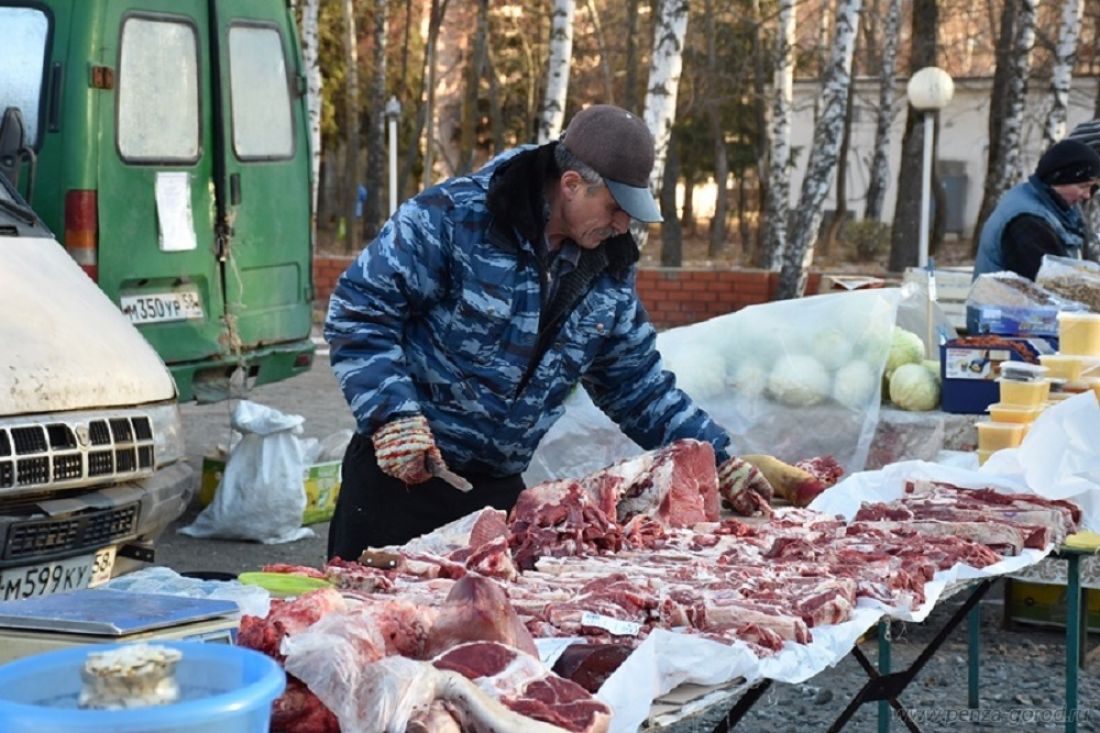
[788,76,1100,237]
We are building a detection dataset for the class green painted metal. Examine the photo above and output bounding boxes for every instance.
[967,604,980,708]
[4,0,314,400]
[878,620,891,733]
[1065,552,1080,733]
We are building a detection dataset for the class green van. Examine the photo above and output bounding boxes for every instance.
[0,0,314,401]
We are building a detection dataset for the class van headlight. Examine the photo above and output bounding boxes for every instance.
[146,403,186,466]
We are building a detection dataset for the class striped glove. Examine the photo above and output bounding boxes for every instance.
[717,456,775,516]
[372,415,444,486]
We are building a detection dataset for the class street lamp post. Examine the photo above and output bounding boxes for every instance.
[384,96,402,216]
[906,67,955,269]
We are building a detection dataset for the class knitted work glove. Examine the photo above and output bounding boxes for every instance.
[372,415,444,485]
[717,456,776,516]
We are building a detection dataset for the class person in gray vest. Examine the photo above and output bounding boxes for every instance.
[324,104,794,558]
[1068,119,1100,261]
[973,139,1100,281]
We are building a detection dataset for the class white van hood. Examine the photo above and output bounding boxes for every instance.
[0,237,177,414]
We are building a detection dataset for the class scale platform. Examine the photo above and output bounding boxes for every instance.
[0,589,241,663]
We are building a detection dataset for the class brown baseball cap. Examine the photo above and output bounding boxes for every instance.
[560,105,663,223]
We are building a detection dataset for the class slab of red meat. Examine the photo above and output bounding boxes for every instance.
[261,563,328,579]
[238,588,346,661]
[551,643,634,693]
[434,641,612,733]
[584,439,720,526]
[271,677,340,733]
[509,480,623,570]
[425,575,538,658]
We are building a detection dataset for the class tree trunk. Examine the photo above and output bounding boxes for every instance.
[760,0,796,270]
[341,0,360,251]
[585,0,615,103]
[775,0,861,300]
[821,77,856,258]
[637,0,691,250]
[487,48,506,154]
[681,174,695,234]
[363,0,388,241]
[300,0,323,248]
[750,0,770,266]
[538,0,575,143]
[887,0,937,272]
[863,0,901,222]
[660,141,683,266]
[458,0,489,173]
[738,173,752,260]
[974,0,1036,253]
[624,0,641,114]
[420,0,447,188]
[1043,0,1084,147]
[701,0,726,257]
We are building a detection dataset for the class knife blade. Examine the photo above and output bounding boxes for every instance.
[427,454,473,493]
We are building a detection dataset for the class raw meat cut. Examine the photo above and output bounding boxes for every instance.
[425,575,538,658]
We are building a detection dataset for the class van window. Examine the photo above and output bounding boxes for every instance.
[0,7,49,147]
[228,24,293,160]
[117,17,200,163]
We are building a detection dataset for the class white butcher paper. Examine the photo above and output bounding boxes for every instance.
[599,401,1100,733]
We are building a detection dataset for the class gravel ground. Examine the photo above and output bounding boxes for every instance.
[658,591,1099,733]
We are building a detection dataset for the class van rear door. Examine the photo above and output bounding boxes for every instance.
[95,1,226,365]
[211,0,312,351]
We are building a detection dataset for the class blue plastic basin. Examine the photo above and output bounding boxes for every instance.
[0,641,285,733]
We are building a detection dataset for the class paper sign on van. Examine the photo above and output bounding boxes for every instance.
[155,172,197,252]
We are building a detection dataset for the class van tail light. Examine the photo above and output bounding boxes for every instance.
[65,189,99,281]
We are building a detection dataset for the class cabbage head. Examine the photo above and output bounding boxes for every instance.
[832,361,879,409]
[730,361,769,398]
[811,328,854,370]
[767,354,831,406]
[889,362,941,411]
[885,327,926,377]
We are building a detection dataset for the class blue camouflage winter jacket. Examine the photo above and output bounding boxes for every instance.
[325,143,732,477]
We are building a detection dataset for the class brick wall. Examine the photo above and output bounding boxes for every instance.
[314,255,821,328]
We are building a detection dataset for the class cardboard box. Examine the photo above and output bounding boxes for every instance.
[940,336,1057,414]
[966,303,1062,340]
[198,455,341,526]
[1007,580,1100,632]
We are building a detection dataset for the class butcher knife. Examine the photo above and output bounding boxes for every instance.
[427,454,473,493]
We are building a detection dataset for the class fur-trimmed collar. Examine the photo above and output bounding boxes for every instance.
[485,143,639,280]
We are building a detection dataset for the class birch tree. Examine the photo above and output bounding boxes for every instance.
[538,0,575,143]
[300,0,322,246]
[761,0,796,269]
[1043,0,1084,147]
[775,0,861,299]
[364,0,388,240]
[637,0,691,249]
[974,0,1037,246]
[341,0,360,250]
[459,0,489,172]
[863,0,901,222]
[420,0,447,188]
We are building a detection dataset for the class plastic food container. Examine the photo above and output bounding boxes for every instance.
[986,402,1043,424]
[997,378,1050,407]
[977,421,1028,451]
[1039,354,1100,383]
[1057,312,1100,356]
[977,449,994,466]
[0,641,285,733]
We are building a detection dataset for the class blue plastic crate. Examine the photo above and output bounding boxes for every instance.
[940,336,1057,414]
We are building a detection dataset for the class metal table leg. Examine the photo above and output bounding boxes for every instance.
[879,620,891,733]
[967,603,980,708]
[709,679,773,733]
[827,580,993,733]
[1065,553,1080,733]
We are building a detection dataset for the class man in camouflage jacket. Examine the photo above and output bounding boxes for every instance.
[325,105,776,558]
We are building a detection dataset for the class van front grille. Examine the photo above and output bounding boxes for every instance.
[0,414,155,494]
[3,503,140,560]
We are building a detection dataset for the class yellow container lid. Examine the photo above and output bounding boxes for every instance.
[986,402,1043,424]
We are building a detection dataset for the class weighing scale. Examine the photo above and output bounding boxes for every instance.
[0,589,241,663]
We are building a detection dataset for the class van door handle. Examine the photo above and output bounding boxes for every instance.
[230,173,241,205]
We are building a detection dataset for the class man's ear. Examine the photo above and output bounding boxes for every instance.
[560,170,583,199]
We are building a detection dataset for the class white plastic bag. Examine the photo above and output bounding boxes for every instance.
[179,400,314,544]
[525,288,901,484]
